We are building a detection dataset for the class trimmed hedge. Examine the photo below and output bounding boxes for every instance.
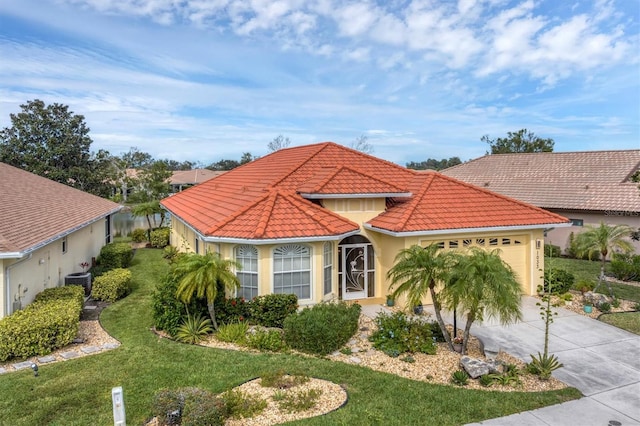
[544,244,561,258]
[130,228,147,243]
[543,267,575,294]
[0,288,84,361]
[283,302,361,356]
[611,253,640,282]
[97,242,134,270]
[150,227,170,248]
[249,294,298,328]
[92,268,132,302]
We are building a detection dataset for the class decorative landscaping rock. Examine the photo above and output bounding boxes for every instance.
[348,356,362,364]
[80,346,100,354]
[12,361,32,371]
[60,351,80,359]
[38,355,56,363]
[584,292,612,307]
[460,356,492,379]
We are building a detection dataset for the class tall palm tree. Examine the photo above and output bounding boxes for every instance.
[440,247,522,354]
[575,222,634,292]
[387,244,457,349]
[174,252,241,329]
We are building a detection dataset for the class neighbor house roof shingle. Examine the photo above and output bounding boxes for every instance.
[441,150,640,212]
[170,169,224,185]
[161,142,569,241]
[0,163,122,256]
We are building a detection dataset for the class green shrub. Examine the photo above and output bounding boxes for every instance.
[451,370,469,386]
[97,242,134,270]
[277,389,322,413]
[175,314,214,344]
[544,244,561,258]
[479,374,494,387]
[249,294,298,328]
[152,387,225,426]
[130,228,147,243]
[34,285,84,307]
[150,227,170,248]
[219,389,267,419]
[574,279,595,293]
[543,268,575,294]
[246,329,288,352]
[0,298,82,361]
[151,276,206,336]
[369,311,437,356]
[283,302,360,356]
[91,268,132,302]
[215,296,252,325]
[260,370,309,389]
[598,302,611,313]
[216,322,249,344]
[527,352,563,380]
[610,253,640,281]
[162,245,180,263]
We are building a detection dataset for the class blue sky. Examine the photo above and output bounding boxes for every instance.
[0,0,638,166]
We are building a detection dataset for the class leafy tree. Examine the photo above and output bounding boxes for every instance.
[574,222,634,295]
[440,247,522,354]
[162,159,196,171]
[387,244,457,350]
[128,160,172,202]
[406,157,462,171]
[482,129,554,154]
[240,152,257,164]
[0,99,111,196]
[173,253,241,329]
[206,152,256,171]
[131,201,165,237]
[121,147,154,169]
[267,135,291,152]
[349,135,374,154]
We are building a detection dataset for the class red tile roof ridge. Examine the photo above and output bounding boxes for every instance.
[266,143,329,189]
[436,172,570,223]
[298,164,406,194]
[392,173,437,231]
[281,192,360,232]
[255,190,279,237]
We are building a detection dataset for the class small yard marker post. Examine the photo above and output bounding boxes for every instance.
[112,386,126,426]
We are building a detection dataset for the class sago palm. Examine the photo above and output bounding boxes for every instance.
[387,244,457,349]
[440,247,522,354]
[174,252,241,329]
[574,222,634,291]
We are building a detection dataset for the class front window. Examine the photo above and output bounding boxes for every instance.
[273,244,311,299]
[323,242,333,296]
[235,245,258,299]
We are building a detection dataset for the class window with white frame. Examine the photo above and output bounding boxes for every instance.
[323,242,333,296]
[273,244,311,299]
[235,245,258,300]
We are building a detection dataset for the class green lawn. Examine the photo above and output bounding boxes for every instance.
[0,249,581,426]
[599,312,640,335]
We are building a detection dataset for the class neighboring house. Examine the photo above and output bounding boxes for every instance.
[441,150,640,254]
[161,142,569,307]
[169,169,225,192]
[0,163,122,318]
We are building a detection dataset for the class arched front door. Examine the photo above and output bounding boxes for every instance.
[338,235,375,300]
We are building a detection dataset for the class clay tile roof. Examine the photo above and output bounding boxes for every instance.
[368,172,570,233]
[441,150,640,212]
[161,142,568,241]
[297,166,407,195]
[0,162,122,256]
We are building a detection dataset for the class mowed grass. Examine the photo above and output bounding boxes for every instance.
[0,249,581,426]
[599,312,640,335]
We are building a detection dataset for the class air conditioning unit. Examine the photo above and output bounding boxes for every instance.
[64,272,92,296]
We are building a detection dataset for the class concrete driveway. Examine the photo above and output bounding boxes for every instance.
[458,296,640,426]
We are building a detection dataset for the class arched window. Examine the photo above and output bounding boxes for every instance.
[235,245,258,299]
[273,244,311,299]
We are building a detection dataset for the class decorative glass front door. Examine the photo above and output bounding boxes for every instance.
[339,236,375,300]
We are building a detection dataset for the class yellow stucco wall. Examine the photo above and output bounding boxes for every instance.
[167,199,546,309]
[1,218,112,318]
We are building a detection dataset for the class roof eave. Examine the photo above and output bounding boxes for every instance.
[1,206,122,258]
[201,230,361,245]
[363,221,573,237]
[300,192,412,199]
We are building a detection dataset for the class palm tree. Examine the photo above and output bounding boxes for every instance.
[131,201,161,237]
[387,244,457,350]
[574,222,634,292]
[440,247,522,354]
[174,252,241,329]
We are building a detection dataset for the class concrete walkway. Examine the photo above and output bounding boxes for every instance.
[454,296,640,426]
